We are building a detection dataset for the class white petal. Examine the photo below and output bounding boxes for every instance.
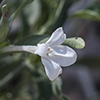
[22,46,37,53]
[41,58,62,81]
[34,43,47,57]
[46,27,66,47]
[48,45,77,67]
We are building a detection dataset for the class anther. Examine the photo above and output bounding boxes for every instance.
[47,48,50,51]
[47,53,48,55]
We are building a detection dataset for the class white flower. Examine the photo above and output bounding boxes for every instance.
[34,27,77,81]
[2,27,77,81]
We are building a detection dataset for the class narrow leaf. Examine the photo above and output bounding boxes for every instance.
[1,4,7,16]
[0,4,9,42]
[52,77,62,96]
[70,10,100,21]
[8,0,35,37]
[52,77,71,100]
[15,35,49,45]
[64,37,85,49]
[9,0,34,23]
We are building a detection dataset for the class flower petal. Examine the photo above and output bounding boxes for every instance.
[2,45,37,54]
[34,43,47,57]
[46,27,66,47]
[48,45,77,67]
[41,58,62,81]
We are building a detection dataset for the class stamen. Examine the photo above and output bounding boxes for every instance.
[47,48,50,51]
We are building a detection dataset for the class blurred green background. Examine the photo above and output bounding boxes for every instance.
[0,0,100,100]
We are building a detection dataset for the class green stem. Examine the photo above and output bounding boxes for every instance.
[9,0,34,23]
[0,63,24,87]
[36,0,66,35]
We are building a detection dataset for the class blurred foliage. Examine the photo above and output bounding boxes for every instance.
[0,4,8,43]
[2,0,99,99]
[69,1,100,21]
[0,0,73,100]
[69,10,100,21]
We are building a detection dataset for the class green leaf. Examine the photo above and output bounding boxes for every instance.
[15,35,49,45]
[1,4,8,16]
[70,10,100,21]
[0,40,10,48]
[9,0,34,23]
[0,62,24,87]
[52,77,62,96]
[52,77,71,100]
[64,37,85,49]
[0,18,9,42]
[6,0,35,39]
[39,37,49,44]
[0,0,35,43]
[0,4,9,42]
[23,0,41,26]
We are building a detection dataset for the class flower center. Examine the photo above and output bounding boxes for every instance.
[47,47,50,56]
[34,43,53,57]
[34,43,47,57]
[48,48,50,51]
